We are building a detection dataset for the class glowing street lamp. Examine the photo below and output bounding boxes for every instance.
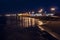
[50,7,56,15]
[38,9,43,13]
[51,7,56,11]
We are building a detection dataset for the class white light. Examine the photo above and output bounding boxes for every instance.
[5,14,11,16]
[32,11,35,14]
[50,14,54,16]
[51,8,56,11]
[29,12,31,14]
[5,14,16,16]
[46,14,54,16]
[35,14,42,16]
[38,9,43,13]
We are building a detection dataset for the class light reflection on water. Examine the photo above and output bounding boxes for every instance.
[6,16,44,28]
[18,16,44,28]
[19,17,36,28]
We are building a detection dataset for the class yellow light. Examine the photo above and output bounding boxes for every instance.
[18,14,22,16]
[38,21,43,25]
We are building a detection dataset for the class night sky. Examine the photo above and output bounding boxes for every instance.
[0,0,60,13]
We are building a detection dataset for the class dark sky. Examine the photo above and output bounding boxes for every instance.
[0,0,60,13]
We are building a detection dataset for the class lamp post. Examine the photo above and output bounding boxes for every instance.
[50,7,56,14]
[38,8,43,16]
[38,9,43,13]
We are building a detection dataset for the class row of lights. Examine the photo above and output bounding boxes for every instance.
[31,7,56,14]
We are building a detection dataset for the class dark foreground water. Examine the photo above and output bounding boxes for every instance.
[1,25,57,40]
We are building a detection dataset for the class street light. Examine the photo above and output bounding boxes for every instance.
[50,7,56,16]
[50,7,56,15]
[38,9,43,13]
[51,7,56,11]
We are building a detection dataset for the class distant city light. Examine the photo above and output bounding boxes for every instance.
[5,14,11,16]
[51,7,56,11]
[32,11,35,14]
[18,14,22,16]
[5,14,16,16]
[46,14,54,16]
[38,9,43,13]
[29,12,31,14]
